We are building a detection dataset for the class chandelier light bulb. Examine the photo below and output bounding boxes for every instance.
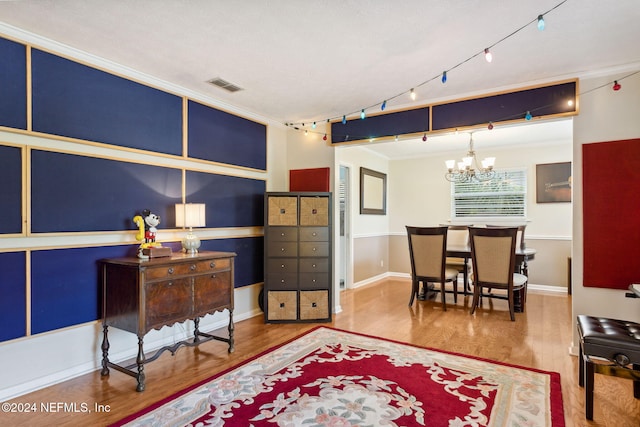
[525,111,533,120]
[381,100,387,110]
[342,115,346,124]
[422,133,427,142]
[360,109,366,120]
[323,134,327,141]
[410,88,416,100]
[488,122,494,130]
[537,15,545,31]
[441,71,447,84]
[613,81,622,91]
[484,48,493,63]
[312,122,317,129]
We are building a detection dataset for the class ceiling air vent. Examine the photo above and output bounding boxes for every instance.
[207,77,243,93]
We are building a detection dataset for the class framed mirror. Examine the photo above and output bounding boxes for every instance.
[360,167,387,215]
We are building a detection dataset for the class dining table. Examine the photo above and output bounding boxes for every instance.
[446,244,537,312]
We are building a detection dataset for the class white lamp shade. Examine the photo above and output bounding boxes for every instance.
[175,203,206,228]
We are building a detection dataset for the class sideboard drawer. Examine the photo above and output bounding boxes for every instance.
[145,258,230,280]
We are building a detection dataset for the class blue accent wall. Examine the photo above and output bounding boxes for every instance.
[0,34,270,343]
[0,38,27,130]
[31,150,183,233]
[31,49,183,155]
[0,145,22,234]
[0,252,26,341]
[31,246,133,334]
[188,100,267,170]
[186,170,265,228]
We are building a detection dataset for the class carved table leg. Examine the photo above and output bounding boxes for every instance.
[193,317,201,343]
[228,310,235,353]
[101,324,110,376]
[136,335,146,392]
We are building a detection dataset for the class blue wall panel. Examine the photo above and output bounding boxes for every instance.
[186,171,265,228]
[31,245,133,335]
[331,106,430,143]
[188,100,267,170]
[0,145,22,234]
[200,237,263,288]
[0,251,26,342]
[31,49,183,155]
[31,150,182,233]
[0,37,27,130]
[432,81,577,130]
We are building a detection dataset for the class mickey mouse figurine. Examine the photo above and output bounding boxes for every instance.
[133,209,165,259]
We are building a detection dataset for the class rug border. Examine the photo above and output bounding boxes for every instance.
[110,325,565,427]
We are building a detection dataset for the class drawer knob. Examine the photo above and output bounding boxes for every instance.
[280,232,285,236]
[168,267,174,275]
[281,248,286,252]
[312,264,317,268]
[190,264,196,271]
[312,232,317,236]
[281,264,285,268]
[210,261,216,268]
[312,247,317,251]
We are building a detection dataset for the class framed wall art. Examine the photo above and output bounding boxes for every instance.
[536,162,572,203]
[360,167,387,215]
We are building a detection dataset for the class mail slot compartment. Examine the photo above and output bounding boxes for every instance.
[269,227,299,242]
[267,241,298,257]
[299,258,329,273]
[299,242,329,257]
[299,227,328,241]
[299,272,329,289]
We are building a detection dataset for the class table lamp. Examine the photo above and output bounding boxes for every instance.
[175,203,206,254]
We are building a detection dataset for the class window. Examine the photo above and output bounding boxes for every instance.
[451,168,527,220]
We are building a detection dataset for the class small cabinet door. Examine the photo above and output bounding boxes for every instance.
[193,271,231,316]
[145,279,192,331]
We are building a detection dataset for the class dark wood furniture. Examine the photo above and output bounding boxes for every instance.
[263,192,332,323]
[406,226,460,310]
[100,250,236,391]
[577,315,640,420]
[468,227,528,321]
[446,244,535,311]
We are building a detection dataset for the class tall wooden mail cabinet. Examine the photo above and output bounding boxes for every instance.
[263,192,332,323]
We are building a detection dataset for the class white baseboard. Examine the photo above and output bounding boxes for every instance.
[351,272,568,295]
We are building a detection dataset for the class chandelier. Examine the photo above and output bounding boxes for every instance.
[445,133,496,182]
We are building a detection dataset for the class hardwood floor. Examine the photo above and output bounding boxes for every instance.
[2,278,639,426]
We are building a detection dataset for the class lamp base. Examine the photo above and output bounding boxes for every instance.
[181,232,201,254]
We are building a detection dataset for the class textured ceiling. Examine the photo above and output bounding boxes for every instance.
[0,0,638,157]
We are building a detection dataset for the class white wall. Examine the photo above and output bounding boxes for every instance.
[388,136,573,237]
[572,70,640,338]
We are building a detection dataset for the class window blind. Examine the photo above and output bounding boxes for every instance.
[451,169,527,219]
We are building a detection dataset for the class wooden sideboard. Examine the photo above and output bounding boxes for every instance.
[99,250,236,391]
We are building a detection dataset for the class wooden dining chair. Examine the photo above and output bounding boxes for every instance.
[468,227,527,321]
[406,226,459,310]
[442,224,472,294]
[485,224,528,304]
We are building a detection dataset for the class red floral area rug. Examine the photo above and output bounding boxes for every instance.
[112,327,564,426]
